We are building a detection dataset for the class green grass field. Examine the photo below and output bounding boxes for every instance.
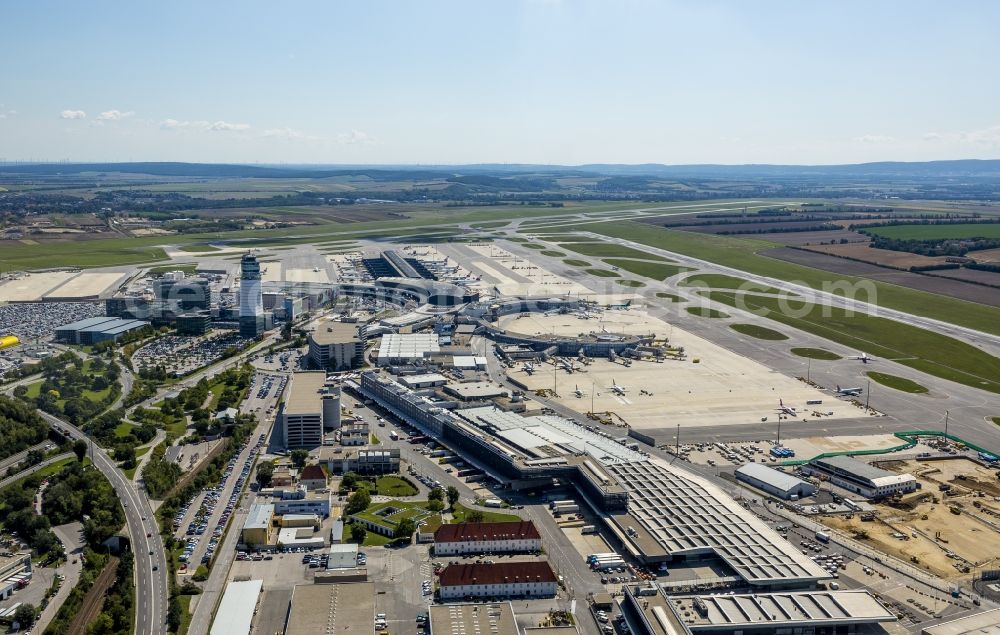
[114,421,135,438]
[680,273,781,293]
[729,323,789,340]
[375,476,418,497]
[601,259,694,280]
[563,259,590,267]
[559,242,669,261]
[540,250,565,257]
[585,268,620,278]
[686,307,729,318]
[865,223,1000,240]
[521,243,546,250]
[866,371,929,394]
[0,239,168,270]
[708,292,1000,394]
[583,221,1000,336]
[654,292,685,302]
[616,279,646,288]
[790,348,842,360]
[450,503,522,524]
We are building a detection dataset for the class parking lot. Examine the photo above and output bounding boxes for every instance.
[132,331,252,377]
[0,300,103,343]
[172,432,266,573]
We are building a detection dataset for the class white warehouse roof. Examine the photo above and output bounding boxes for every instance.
[736,463,812,493]
[210,579,263,635]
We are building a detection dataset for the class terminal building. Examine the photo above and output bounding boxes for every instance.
[307,321,363,371]
[621,583,896,635]
[278,373,341,449]
[356,371,827,591]
[437,561,558,600]
[54,316,150,345]
[433,521,542,556]
[735,463,817,500]
[803,455,918,499]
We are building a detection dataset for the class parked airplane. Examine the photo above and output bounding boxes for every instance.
[522,362,536,375]
[610,379,629,396]
[775,399,798,416]
[836,385,864,396]
[558,359,576,374]
[573,385,586,398]
[849,352,875,363]
[606,299,632,310]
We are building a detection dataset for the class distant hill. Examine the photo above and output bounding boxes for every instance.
[3,159,1000,180]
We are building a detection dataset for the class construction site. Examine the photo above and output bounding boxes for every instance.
[818,457,1000,581]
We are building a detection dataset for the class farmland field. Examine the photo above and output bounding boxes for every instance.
[801,242,949,269]
[584,221,1000,334]
[865,223,1000,240]
[766,247,1000,308]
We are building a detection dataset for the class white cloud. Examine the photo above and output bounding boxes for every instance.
[0,106,15,119]
[853,134,895,143]
[262,127,322,142]
[923,125,1000,146]
[96,109,134,121]
[60,109,87,120]
[159,119,250,132]
[335,130,372,144]
[207,120,250,132]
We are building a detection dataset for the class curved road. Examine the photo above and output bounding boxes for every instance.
[37,410,167,635]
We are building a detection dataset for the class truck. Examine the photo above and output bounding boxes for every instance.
[389,430,399,441]
[581,525,598,534]
[553,504,580,514]
[549,499,576,509]
[815,531,831,544]
[484,498,504,508]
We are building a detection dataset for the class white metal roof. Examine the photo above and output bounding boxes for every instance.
[610,458,829,586]
[736,462,812,493]
[210,579,263,635]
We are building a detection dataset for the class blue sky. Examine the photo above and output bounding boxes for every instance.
[2,0,998,165]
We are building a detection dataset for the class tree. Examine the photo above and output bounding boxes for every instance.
[394,517,416,541]
[73,439,89,462]
[25,449,44,466]
[13,603,36,627]
[466,510,485,523]
[427,499,444,512]
[291,449,309,469]
[256,461,274,488]
[446,486,459,508]
[350,522,368,544]
[428,487,444,502]
[345,488,371,516]
[281,321,293,341]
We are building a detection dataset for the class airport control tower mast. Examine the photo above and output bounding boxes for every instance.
[239,251,264,338]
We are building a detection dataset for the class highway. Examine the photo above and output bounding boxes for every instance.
[36,410,168,635]
[0,452,72,490]
[0,439,55,473]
